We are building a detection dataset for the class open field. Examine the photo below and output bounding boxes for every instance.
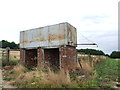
[9,51,20,60]
[0,49,20,60]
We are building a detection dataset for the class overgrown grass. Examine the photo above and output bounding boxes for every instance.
[3,58,119,88]
[10,66,73,88]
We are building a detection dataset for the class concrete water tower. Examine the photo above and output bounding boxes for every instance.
[20,22,77,71]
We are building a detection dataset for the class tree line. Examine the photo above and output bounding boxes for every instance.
[109,51,120,58]
[0,40,19,49]
[0,40,119,58]
[77,48,120,59]
[77,49,105,55]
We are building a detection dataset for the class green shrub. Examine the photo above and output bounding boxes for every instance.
[2,59,20,66]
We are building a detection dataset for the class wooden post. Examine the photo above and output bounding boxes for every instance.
[6,47,10,62]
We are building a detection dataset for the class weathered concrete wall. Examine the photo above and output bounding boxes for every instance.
[20,22,77,48]
[77,54,107,72]
[60,46,77,71]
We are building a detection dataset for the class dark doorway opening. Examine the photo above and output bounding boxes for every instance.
[44,48,59,70]
[25,49,37,66]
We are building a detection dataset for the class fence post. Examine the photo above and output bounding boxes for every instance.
[6,47,10,62]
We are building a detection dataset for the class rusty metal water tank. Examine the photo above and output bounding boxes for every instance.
[20,22,77,48]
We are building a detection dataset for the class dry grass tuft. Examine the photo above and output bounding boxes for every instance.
[13,66,72,88]
[42,70,70,85]
[15,70,40,83]
[12,64,27,77]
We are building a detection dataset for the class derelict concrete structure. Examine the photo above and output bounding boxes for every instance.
[20,22,77,71]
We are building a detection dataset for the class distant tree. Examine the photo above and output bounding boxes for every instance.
[0,40,19,49]
[110,51,120,58]
[77,48,105,55]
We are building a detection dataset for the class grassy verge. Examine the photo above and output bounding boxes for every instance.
[91,58,119,88]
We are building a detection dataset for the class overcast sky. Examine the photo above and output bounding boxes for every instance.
[0,0,119,54]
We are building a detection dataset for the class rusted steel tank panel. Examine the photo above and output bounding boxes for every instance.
[20,22,77,48]
[67,23,77,46]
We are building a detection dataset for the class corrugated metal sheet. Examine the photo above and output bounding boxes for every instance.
[20,22,77,48]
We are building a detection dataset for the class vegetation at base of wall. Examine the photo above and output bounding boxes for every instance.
[77,49,105,56]
[0,40,19,49]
